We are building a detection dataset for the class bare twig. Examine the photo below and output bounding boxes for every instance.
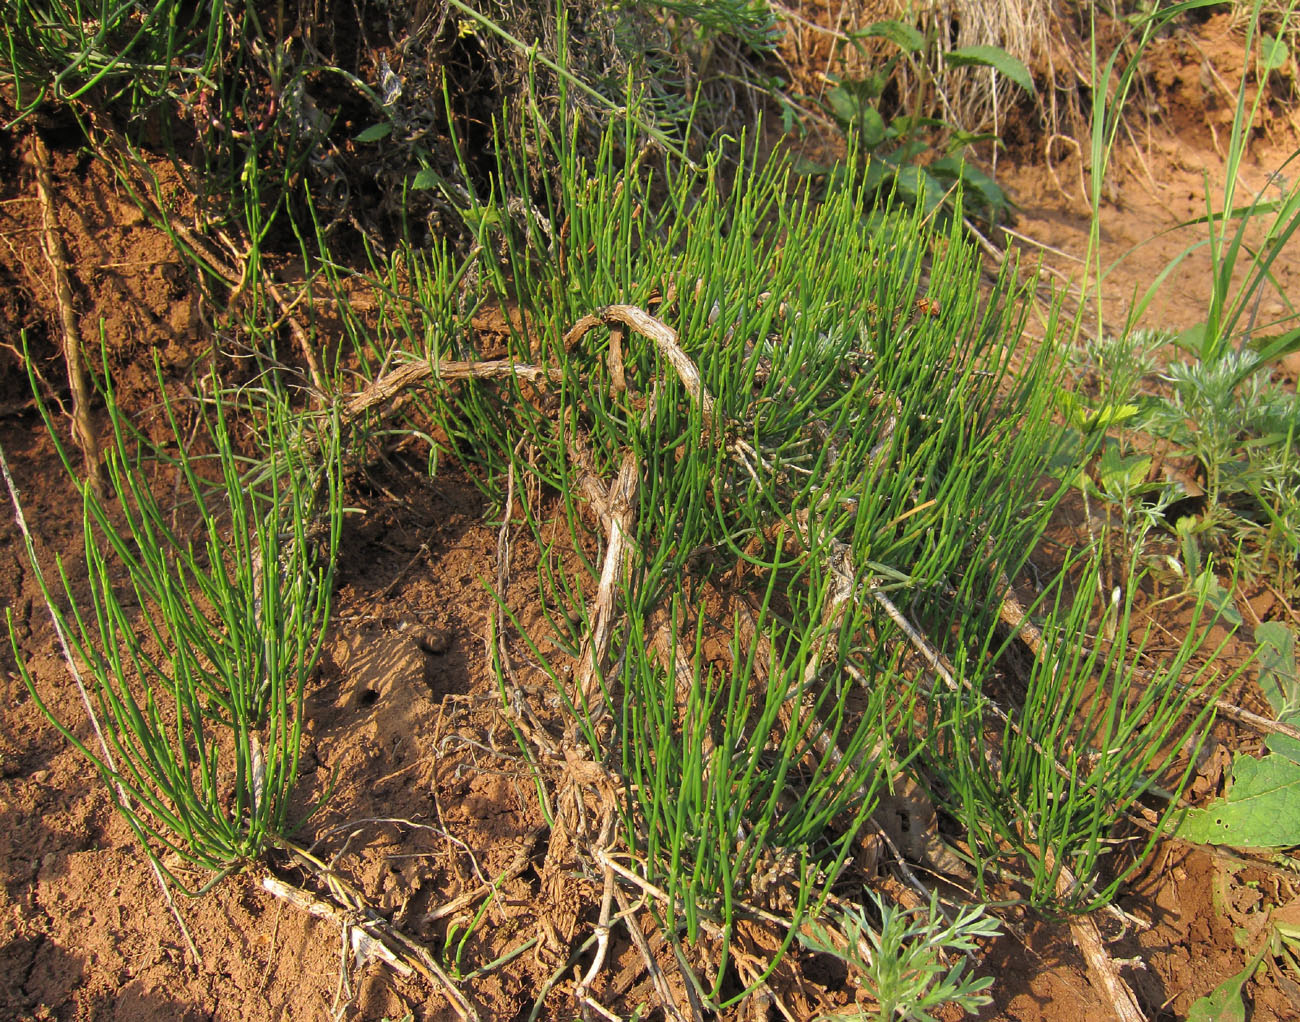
[277,840,481,1021]
[261,874,414,977]
[29,135,103,494]
[575,815,618,1006]
[1048,852,1146,1022]
[218,229,329,399]
[574,450,639,712]
[1207,698,1300,743]
[1,443,196,959]
[343,357,562,422]
[563,305,717,425]
[607,322,627,395]
[424,826,543,924]
[613,886,688,1022]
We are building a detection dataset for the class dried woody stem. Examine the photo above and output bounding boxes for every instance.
[612,885,692,1022]
[562,305,720,714]
[1,445,196,959]
[270,840,482,1022]
[29,135,103,494]
[344,357,562,422]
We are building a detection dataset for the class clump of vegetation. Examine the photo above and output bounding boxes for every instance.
[348,84,1230,1011]
[6,357,343,889]
[5,1,1300,1019]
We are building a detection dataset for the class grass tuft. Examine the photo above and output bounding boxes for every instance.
[8,350,343,892]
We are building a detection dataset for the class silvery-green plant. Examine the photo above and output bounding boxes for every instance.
[800,893,999,1022]
[1154,360,1300,597]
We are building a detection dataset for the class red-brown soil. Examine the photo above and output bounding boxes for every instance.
[3,11,1300,1022]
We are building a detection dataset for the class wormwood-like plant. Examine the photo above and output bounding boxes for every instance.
[1075,2,1300,522]
[1060,0,1300,663]
[800,893,1000,1021]
[7,357,342,893]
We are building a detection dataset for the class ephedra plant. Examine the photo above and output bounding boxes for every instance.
[345,86,1233,1011]
[6,355,342,893]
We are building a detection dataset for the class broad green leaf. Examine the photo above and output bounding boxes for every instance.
[1187,944,1266,1022]
[895,164,944,216]
[1056,390,1138,433]
[929,156,1004,209]
[946,129,1000,149]
[1043,427,1087,483]
[1194,570,1242,629]
[780,97,797,134]
[354,121,393,143]
[1260,34,1290,73]
[862,156,892,193]
[1176,517,1204,577]
[1266,733,1300,764]
[956,162,1006,208]
[1179,752,1300,846]
[411,167,443,190]
[849,19,924,53]
[859,69,889,98]
[1174,321,1210,358]
[1097,445,1152,495]
[1256,622,1299,721]
[943,45,1036,95]
[858,106,886,147]
[826,86,861,125]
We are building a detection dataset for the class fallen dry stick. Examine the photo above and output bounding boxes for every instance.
[612,885,689,1022]
[342,357,562,421]
[30,135,103,494]
[1048,852,1146,1022]
[272,842,482,1021]
[563,304,717,424]
[574,449,639,710]
[260,874,414,977]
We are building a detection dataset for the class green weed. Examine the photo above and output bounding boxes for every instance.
[355,83,1228,1007]
[810,18,1034,225]
[7,351,343,892]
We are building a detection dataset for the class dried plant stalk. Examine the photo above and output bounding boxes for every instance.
[30,135,103,494]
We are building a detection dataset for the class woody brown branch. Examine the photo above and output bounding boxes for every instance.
[30,135,104,495]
